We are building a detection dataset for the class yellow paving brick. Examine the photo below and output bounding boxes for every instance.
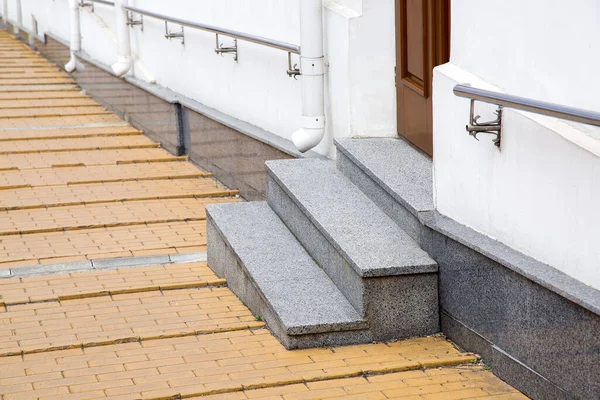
[0,124,140,141]
[0,262,223,304]
[0,161,209,187]
[0,135,158,154]
[0,220,208,266]
[0,177,235,211]
[0,147,176,169]
[0,90,86,100]
[0,333,487,399]
[0,105,109,119]
[0,287,262,355]
[0,113,123,128]
[0,197,236,236]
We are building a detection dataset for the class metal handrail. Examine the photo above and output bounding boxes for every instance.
[454,84,600,127]
[87,0,114,6]
[122,5,300,54]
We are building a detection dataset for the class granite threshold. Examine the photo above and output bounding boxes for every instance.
[0,252,208,279]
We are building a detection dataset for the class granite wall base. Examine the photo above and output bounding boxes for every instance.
[423,225,599,400]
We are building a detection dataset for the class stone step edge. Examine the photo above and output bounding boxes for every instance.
[0,251,208,280]
[0,322,265,358]
[146,352,479,400]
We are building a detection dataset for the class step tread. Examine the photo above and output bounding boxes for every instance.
[335,138,434,214]
[266,159,437,278]
[206,201,368,335]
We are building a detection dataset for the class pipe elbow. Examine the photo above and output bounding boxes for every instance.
[111,57,132,77]
[292,127,325,153]
[65,53,85,73]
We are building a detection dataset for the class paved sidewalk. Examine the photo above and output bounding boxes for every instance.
[0,30,528,399]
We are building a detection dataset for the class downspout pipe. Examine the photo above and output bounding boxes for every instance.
[111,0,132,77]
[65,0,85,72]
[292,0,326,153]
[1,0,8,29]
[13,0,21,36]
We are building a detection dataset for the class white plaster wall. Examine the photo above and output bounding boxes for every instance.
[433,0,600,290]
[8,0,398,157]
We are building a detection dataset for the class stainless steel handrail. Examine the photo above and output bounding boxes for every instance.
[454,84,600,127]
[122,5,300,54]
[88,0,114,6]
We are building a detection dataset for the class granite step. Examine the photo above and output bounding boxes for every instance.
[206,201,371,349]
[335,138,434,244]
[266,158,439,340]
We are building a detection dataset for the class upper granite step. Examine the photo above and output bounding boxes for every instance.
[265,159,437,278]
[206,201,370,348]
[335,138,434,215]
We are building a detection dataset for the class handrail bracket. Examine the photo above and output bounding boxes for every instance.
[79,1,94,11]
[467,99,503,148]
[214,34,237,61]
[164,21,184,44]
[286,52,300,79]
[126,11,143,31]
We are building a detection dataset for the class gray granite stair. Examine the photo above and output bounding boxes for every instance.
[266,159,439,340]
[335,138,434,244]
[206,201,371,349]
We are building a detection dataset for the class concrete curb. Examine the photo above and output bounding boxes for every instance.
[2,252,208,279]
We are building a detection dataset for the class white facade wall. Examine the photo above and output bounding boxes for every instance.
[433,0,600,289]
[9,0,398,158]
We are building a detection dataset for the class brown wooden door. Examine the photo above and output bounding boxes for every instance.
[395,0,450,156]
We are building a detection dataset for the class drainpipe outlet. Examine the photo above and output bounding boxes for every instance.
[292,115,325,153]
[65,52,85,73]
[112,56,133,77]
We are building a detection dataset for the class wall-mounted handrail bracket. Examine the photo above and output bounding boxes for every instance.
[286,52,300,79]
[79,0,94,11]
[126,11,143,31]
[164,21,184,44]
[214,34,237,61]
[466,99,503,148]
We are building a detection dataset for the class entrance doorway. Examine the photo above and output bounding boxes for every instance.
[395,0,450,156]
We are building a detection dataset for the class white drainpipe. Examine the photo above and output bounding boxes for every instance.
[13,0,21,35]
[111,0,132,77]
[292,0,325,153]
[65,0,85,72]
[1,0,8,28]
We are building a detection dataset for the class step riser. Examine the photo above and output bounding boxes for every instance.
[267,174,439,340]
[337,150,423,244]
[207,212,372,349]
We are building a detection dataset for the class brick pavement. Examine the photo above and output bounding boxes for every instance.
[0,29,528,399]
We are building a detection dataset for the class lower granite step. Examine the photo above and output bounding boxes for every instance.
[206,201,371,349]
